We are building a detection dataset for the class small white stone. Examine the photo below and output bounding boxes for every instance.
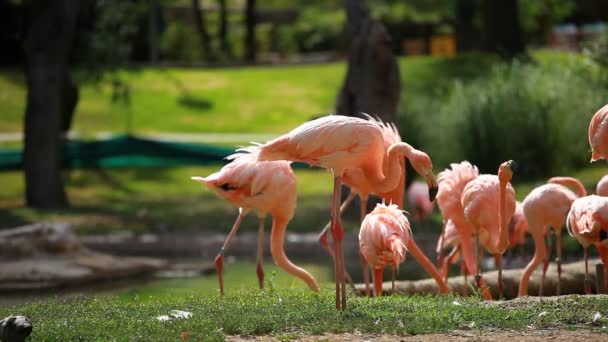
[538,311,548,318]
[593,312,602,323]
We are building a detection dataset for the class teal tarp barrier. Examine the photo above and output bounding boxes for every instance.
[0,135,312,170]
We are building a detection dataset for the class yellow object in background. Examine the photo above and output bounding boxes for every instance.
[430,35,456,57]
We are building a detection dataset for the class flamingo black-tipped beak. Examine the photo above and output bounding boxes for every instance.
[428,185,438,202]
[507,160,518,173]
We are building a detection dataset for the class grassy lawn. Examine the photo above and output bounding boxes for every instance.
[0,50,575,137]
[3,288,608,340]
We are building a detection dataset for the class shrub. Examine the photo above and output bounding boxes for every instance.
[429,58,606,180]
[160,21,201,62]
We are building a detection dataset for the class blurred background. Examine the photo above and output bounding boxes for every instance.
[0,0,607,304]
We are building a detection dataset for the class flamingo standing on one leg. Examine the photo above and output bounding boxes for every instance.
[597,175,608,196]
[359,203,412,296]
[566,195,608,294]
[191,154,319,295]
[461,160,517,300]
[437,161,496,299]
[317,117,447,297]
[518,176,586,297]
[407,181,435,222]
[588,103,608,162]
[240,114,431,310]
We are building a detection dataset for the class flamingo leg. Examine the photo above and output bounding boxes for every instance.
[518,229,546,297]
[373,267,384,297]
[391,266,396,294]
[215,208,248,295]
[540,231,552,296]
[256,216,266,290]
[555,230,563,296]
[494,254,503,299]
[318,191,357,290]
[460,232,491,300]
[584,246,592,295]
[598,244,608,294]
[359,195,371,297]
[330,175,346,310]
[461,260,469,296]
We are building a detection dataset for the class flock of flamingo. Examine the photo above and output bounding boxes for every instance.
[193,103,608,310]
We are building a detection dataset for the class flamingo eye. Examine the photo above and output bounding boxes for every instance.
[218,183,237,191]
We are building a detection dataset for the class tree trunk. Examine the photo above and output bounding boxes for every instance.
[244,0,256,62]
[454,0,480,52]
[23,0,81,208]
[481,0,525,56]
[217,0,231,57]
[336,0,400,123]
[191,0,210,60]
[148,0,160,63]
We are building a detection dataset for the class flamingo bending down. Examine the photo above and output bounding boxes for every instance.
[566,195,608,294]
[517,177,586,297]
[192,154,319,294]
[238,114,431,310]
[461,160,517,300]
[437,161,497,299]
[407,181,435,222]
[359,203,412,296]
[317,117,446,297]
[588,103,608,162]
[597,175,608,196]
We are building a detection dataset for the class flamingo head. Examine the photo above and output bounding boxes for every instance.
[588,104,608,162]
[191,176,242,202]
[410,150,438,202]
[498,160,516,184]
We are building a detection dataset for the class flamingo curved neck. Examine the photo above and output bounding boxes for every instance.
[549,177,587,197]
[364,142,412,194]
[270,214,320,291]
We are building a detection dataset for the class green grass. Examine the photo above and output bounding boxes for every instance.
[3,289,608,341]
[0,50,575,137]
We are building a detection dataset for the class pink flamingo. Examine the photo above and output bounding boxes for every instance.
[359,203,412,296]
[566,195,608,294]
[438,207,525,297]
[436,219,472,295]
[407,181,435,222]
[589,103,608,162]
[518,176,586,297]
[461,160,517,299]
[317,117,446,297]
[191,154,319,295]
[437,161,497,299]
[239,114,435,310]
[509,202,528,252]
[597,175,608,196]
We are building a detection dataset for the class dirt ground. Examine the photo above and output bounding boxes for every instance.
[228,329,608,341]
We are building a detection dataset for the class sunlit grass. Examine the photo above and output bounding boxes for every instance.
[3,289,608,340]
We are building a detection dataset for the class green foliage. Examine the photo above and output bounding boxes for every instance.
[3,290,608,340]
[292,8,345,53]
[160,21,203,62]
[430,56,606,179]
[79,0,144,73]
[519,0,576,40]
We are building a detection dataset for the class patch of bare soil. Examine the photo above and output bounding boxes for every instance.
[228,329,608,341]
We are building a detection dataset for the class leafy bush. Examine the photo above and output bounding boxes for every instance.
[292,8,345,53]
[160,21,201,62]
[428,58,606,179]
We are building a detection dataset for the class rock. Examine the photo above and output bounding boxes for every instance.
[0,316,32,342]
[0,223,168,291]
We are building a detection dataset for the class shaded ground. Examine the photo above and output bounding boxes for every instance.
[229,329,608,341]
